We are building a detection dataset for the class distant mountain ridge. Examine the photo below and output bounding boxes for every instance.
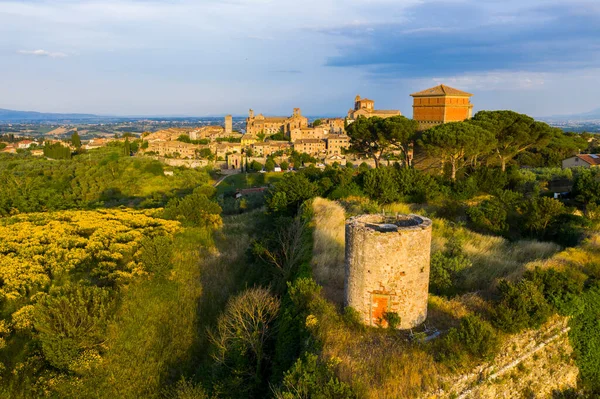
[0,108,100,122]
[543,108,600,121]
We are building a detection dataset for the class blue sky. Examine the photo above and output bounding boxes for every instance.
[0,0,599,117]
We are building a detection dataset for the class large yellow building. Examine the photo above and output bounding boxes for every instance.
[347,95,401,122]
[410,84,473,130]
[245,108,308,136]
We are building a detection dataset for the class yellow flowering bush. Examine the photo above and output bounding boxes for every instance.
[0,209,181,301]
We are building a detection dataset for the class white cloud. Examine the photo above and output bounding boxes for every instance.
[17,49,67,58]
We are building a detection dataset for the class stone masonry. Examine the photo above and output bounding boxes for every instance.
[344,214,432,329]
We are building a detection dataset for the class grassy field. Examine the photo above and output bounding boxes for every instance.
[215,172,284,196]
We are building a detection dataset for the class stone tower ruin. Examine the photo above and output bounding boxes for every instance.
[225,114,232,134]
[344,214,432,329]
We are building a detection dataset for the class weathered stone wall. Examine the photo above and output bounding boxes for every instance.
[345,214,432,329]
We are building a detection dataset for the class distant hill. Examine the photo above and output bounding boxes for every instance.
[0,108,101,122]
[543,108,600,121]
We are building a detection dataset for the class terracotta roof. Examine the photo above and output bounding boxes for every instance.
[295,139,325,144]
[410,84,473,97]
[577,154,600,166]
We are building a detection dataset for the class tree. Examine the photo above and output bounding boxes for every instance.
[209,288,280,395]
[420,121,496,180]
[280,160,289,171]
[177,134,192,143]
[470,110,553,171]
[266,173,317,214]
[522,196,565,233]
[312,119,322,127]
[251,160,263,172]
[257,131,266,142]
[265,158,276,172]
[71,131,81,149]
[346,116,418,168]
[123,138,131,156]
[198,148,214,160]
[163,186,222,229]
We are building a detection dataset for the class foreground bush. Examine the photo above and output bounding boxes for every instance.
[275,353,355,399]
[34,285,114,371]
[435,314,500,369]
[493,279,553,333]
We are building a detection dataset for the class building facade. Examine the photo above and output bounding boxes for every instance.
[562,154,600,169]
[326,134,350,156]
[347,95,401,122]
[294,138,326,156]
[245,108,308,136]
[410,84,474,130]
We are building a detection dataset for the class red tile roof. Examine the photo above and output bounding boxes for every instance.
[577,154,600,166]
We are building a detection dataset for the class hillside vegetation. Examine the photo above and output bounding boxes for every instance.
[0,111,599,398]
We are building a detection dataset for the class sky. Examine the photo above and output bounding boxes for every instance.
[0,0,599,117]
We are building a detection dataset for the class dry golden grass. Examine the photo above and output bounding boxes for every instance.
[306,294,446,399]
[311,198,346,305]
[523,232,600,278]
[430,217,561,291]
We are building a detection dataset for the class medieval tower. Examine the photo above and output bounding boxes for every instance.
[344,214,432,329]
[225,114,233,134]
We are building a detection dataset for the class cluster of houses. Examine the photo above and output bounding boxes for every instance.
[2,84,598,172]
[141,85,480,168]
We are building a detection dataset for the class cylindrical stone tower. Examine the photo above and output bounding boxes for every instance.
[344,214,432,329]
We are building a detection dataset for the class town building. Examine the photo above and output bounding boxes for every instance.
[17,140,35,149]
[294,138,326,156]
[326,134,350,156]
[410,84,474,130]
[562,154,600,169]
[245,108,308,136]
[147,141,206,159]
[215,142,243,159]
[347,95,401,123]
[322,118,346,134]
[250,141,292,157]
[1,145,17,154]
[290,126,328,142]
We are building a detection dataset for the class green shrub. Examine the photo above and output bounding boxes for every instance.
[139,235,173,278]
[524,268,585,316]
[383,312,401,329]
[251,160,263,172]
[493,279,552,333]
[573,168,600,205]
[34,285,114,371]
[266,173,317,215]
[276,353,355,399]
[569,285,600,395]
[436,314,500,369]
[163,186,222,228]
[429,251,471,296]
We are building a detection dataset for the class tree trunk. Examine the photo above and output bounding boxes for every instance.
[451,161,457,181]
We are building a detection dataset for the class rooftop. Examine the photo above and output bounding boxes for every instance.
[410,84,473,97]
[577,154,600,165]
